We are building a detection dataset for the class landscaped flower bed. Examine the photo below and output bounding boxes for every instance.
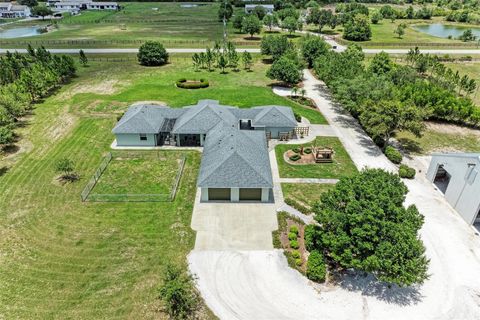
[287,95,317,109]
[284,147,316,165]
[176,78,209,89]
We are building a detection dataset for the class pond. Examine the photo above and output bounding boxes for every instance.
[413,23,480,39]
[0,26,44,39]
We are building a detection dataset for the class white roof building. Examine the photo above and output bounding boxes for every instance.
[0,3,31,18]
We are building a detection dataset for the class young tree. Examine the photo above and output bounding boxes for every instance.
[205,48,214,71]
[313,169,429,287]
[228,50,239,70]
[137,41,169,66]
[79,49,88,67]
[343,14,372,41]
[394,23,407,39]
[282,16,301,35]
[253,5,267,20]
[191,53,200,71]
[31,5,53,20]
[263,14,277,32]
[218,54,228,74]
[266,55,302,85]
[159,264,200,320]
[232,14,245,32]
[242,14,262,39]
[55,158,78,181]
[359,99,426,148]
[242,51,253,70]
[218,0,233,22]
[301,35,329,68]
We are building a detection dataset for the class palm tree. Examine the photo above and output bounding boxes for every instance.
[291,85,299,97]
[300,88,306,98]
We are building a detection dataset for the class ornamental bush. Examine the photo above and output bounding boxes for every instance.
[289,154,301,161]
[288,232,297,241]
[289,225,299,235]
[137,41,169,66]
[306,250,326,282]
[176,78,209,89]
[295,258,303,266]
[304,148,312,154]
[385,146,403,164]
[291,250,301,259]
[292,147,301,153]
[290,239,299,249]
[399,164,416,179]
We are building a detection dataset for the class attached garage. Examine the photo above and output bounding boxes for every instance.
[207,188,231,201]
[239,188,262,201]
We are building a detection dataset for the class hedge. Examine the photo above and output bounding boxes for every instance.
[176,78,209,89]
[306,250,327,282]
[289,154,301,161]
[399,164,416,179]
[285,198,310,214]
[385,146,403,164]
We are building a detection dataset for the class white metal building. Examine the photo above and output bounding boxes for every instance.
[427,153,480,225]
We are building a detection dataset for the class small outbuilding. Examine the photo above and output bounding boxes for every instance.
[426,153,480,226]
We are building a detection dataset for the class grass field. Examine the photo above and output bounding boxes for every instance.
[0,53,328,317]
[275,137,357,178]
[281,183,335,211]
[0,2,261,48]
[92,151,182,195]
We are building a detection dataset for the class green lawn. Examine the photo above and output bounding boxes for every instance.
[275,137,357,178]
[92,151,182,195]
[444,62,480,106]
[0,54,328,317]
[281,183,335,210]
[0,2,258,48]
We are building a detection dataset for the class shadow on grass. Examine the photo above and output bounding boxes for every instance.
[396,137,423,155]
[0,166,9,177]
[337,270,424,306]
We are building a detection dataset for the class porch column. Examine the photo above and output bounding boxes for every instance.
[200,134,205,147]
[231,188,239,202]
[176,134,181,146]
[201,188,209,202]
[261,188,269,203]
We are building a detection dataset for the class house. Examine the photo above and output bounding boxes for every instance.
[52,0,118,11]
[0,3,31,18]
[427,153,480,226]
[245,4,274,15]
[112,100,299,203]
[112,100,298,147]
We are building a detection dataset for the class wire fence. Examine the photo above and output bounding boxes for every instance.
[336,38,480,48]
[80,151,186,202]
[0,39,260,47]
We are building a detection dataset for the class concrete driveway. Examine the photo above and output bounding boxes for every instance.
[191,196,277,251]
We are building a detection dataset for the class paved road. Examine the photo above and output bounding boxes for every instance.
[1,47,480,55]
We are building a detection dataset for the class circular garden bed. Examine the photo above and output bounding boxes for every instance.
[176,78,209,89]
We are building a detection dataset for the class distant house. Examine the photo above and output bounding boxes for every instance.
[427,153,480,226]
[52,0,118,11]
[0,3,31,18]
[112,100,299,203]
[245,4,274,15]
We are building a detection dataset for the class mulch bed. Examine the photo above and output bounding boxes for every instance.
[279,218,308,274]
[288,96,317,109]
[284,150,317,165]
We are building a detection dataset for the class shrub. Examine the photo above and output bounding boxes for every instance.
[295,258,303,266]
[137,41,169,66]
[176,78,209,89]
[289,225,299,235]
[285,198,310,214]
[399,164,416,179]
[306,250,327,282]
[289,154,301,161]
[288,232,297,241]
[304,148,312,154]
[294,112,302,122]
[385,146,403,164]
[290,239,299,249]
[291,250,301,259]
[292,147,301,154]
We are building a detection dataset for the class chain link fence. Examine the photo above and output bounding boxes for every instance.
[80,151,186,202]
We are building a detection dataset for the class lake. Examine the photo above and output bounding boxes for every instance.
[413,23,480,39]
[0,26,43,39]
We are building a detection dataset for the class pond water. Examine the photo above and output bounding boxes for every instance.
[0,26,43,39]
[413,23,480,39]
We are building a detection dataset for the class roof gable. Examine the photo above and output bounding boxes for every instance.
[252,106,297,127]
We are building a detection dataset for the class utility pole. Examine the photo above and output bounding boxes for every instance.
[222,0,228,49]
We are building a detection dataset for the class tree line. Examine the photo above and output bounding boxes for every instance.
[0,46,76,147]
[191,41,253,73]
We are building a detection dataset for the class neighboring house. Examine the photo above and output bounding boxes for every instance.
[427,153,480,226]
[0,3,31,18]
[52,0,118,11]
[245,4,274,15]
[112,100,299,203]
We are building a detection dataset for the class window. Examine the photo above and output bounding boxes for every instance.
[139,134,147,141]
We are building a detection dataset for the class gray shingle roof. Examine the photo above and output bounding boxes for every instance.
[251,105,298,127]
[197,125,273,188]
[171,100,238,134]
[112,105,185,134]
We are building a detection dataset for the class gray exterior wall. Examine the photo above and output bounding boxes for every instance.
[427,155,480,225]
[200,187,270,203]
[115,133,156,147]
